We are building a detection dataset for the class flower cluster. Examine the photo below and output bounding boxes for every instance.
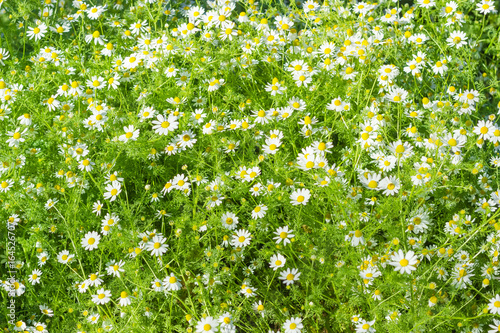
[0,0,500,332]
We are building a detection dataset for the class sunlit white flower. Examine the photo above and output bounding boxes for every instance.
[389,250,418,274]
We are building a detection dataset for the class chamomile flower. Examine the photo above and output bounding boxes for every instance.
[145,235,168,257]
[152,114,179,135]
[106,260,125,277]
[477,0,496,14]
[379,176,400,196]
[87,272,104,287]
[279,268,301,286]
[163,273,182,291]
[27,23,48,41]
[6,127,27,147]
[93,200,104,216]
[57,250,75,264]
[263,137,282,155]
[92,288,112,305]
[447,30,468,48]
[283,317,303,333]
[488,295,500,315]
[39,304,53,317]
[28,269,42,285]
[0,179,13,192]
[104,180,121,202]
[356,319,376,333]
[196,316,219,333]
[119,125,140,142]
[348,230,365,247]
[232,229,252,248]
[290,188,311,206]
[118,291,131,307]
[274,226,295,246]
[0,48,10,66]
[32,323,48,333]
[386,87,408,103]
[389,250,418,274]
[81,231,101,251]
[270,253,286,270]
[251,204,268,219]
[221,212,239,230]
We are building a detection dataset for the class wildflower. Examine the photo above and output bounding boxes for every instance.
[32,323,48,333]
[283,317,303,333]
[379,176,400,196]
[488,319,500,332]
[0,48,9,66]
[251,204,268,219]
[195,316,219,333]
[290,188,311,206]
[163,273,182,291]
[87,272,104,287]
[270,253,286,270]
[386,87,408,103]
[104,180,121,202]
[349,230,365,246]
[232,229,252,248]
[79,158,95,172]
[279,268,301,285]
[106,260,125,277]
[0,179,13,192]
[488,295,500,315]
[27,23,48,41]
[44,198,58,210]
[119,125,140,142]
[6,127,27,147]
[93,200,104,216]
[28,269,42,285]
[274,226,294,246]
[81,231,101,251]
[152,114,179,135]
[389,250,418,274]
[145,235,169,257]
[474,120,494,141]
[218,312,235,331]
[417,0,435,8]
[265,78,286,96]
[39,304,53,317]
[221,212,239,230]
[356,319,376,333]
[447,30,468,48]
[477,0,496,14]
[118,291,131,307]
[92,288,112,305]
